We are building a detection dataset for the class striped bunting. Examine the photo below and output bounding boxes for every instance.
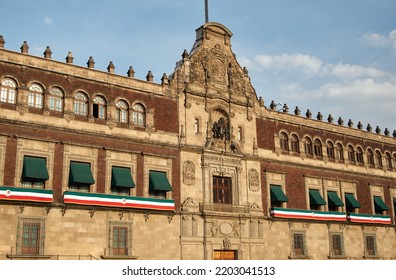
[63,191,175,211]
[271,207,347,221]
[0,186,53,203]
[348,213,391,225]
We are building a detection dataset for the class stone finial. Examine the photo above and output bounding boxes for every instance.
[127,66,135,78]
[107,61,115,73]
[182,49,189,59]
[269,100,276,110]
[20,41,29,53]
[357,121,363,130]
[375,126,381,134]
[66,52,74,63]
[367,124,372,132]
[393,130,396,138]
[337,117,344,125]
[317,112,323,121]
[161,73,169,85]
[283,104,289,113]
[347,119,353,128]
[327,114,334,123]
[146,70,154,82]
[305,109,312,118]
[259,97,264,107]
[294,106,301,116]
[0,35,5,48]
[384,128,390,136]
[43,46,52,59]
[243,67,249,75]
[87,56,95,68]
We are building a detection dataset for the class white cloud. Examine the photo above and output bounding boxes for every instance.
[44,16,54,26]
[256,53,323,76]
[324,63,387,79]
[363,29,396,51]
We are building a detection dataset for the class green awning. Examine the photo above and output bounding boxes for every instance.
[345,193,361,209]
[374,196,389,211]
[22,156,49,180]
[69,162,95,185]
[270,185,288,202]
[309,189,326,206]
[327,191,344,207]
[111,166,135,188]
[149,171,172,192]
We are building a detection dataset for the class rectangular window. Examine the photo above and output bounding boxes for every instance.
[237,126,243,141]
[17,218,45,256]
[113,226,128,255]
[21,156,49,189]
[213,176,232,204]
[293,233,305,257]
[330,233,344,257]
[68,161,95,192]
[149,170,172,199]
[365,234,377,256]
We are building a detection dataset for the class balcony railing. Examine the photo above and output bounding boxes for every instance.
[199,202,250,214]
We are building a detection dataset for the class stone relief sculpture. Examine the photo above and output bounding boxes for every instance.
[182,161,196,186]
[248,169,260,192]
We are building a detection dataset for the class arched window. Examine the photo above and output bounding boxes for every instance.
[28,83,44,108]
[356,147,364,164]
[49,87,63,112]
[313,139,322,158]
[93,96,106,119]
[132,103,145,127]
[336,143,344,162]
[385,152,392,170]
[0,78,17,104]
[116,100,128,123]
[375,150,383,168]
[327,141,335,160]
[304,137,313,156]
[280,132,289,151]
[367,149,374,167]
[347,145,355,163]
[291,134,300,153]
[74,92,88,116]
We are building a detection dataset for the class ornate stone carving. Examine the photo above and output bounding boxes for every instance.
[223,238,231,250]
[248,169,260,192]
[212,117,230,140]
[181,197,198,212]
[182,161,195,186]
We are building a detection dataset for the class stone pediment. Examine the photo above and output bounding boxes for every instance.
[187,22,257,104]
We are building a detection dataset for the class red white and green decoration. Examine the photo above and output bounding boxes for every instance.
[63,191,175,211]
[0,186,53,203]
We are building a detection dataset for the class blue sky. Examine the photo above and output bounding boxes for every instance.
[1,0,396,133]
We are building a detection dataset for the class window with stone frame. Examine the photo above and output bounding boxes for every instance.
[327,141,335,160]
[0,77,17,104]
[17,218,45,255]
[364,234,377,257]
[74,92,88,116]
[347,145,355,163]
[280,132,289,151]
[356,147,364,164]
[132,103,145,127]
[336,143,344,162]
[330,233,344,257]
[304,136,313,156]
[108,222,132,257]
[313,139,323,158]
[28,83,44,108]
[367,149,375,167]
[48,86,63,112]
[291,134,300,153]
[116,100,129,123]
[93,96,106,119]
[385,152,393,170]
[292,232,307,257]
[375,150,383,168]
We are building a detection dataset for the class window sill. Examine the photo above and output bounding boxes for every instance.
[101,255,138,260]
[288,255,311,260]
[328,255,347,259]
[6,254,52,260]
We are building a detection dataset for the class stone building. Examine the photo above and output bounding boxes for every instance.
[0,22,395,260]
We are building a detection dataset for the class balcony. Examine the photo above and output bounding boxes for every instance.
[199,202,250,214]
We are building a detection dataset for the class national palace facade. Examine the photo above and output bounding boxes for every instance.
[0,22,395,260]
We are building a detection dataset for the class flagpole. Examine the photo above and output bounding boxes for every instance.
[205,0,209,23]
